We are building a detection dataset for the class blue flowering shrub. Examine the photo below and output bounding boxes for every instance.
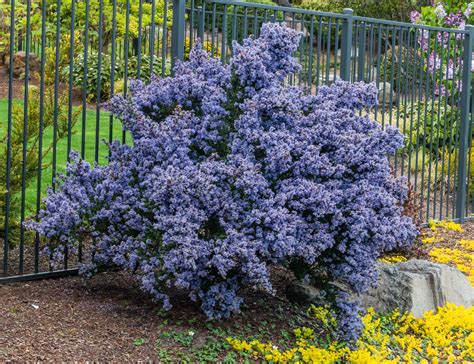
[27,23,417,341]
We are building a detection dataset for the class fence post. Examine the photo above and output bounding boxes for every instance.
[171,0,186,72]
[357,22,366,81]
[456,25,474,223]
[340,8,353,81]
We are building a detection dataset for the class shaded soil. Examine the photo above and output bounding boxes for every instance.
[1,225,473,362]
[0,65,86,105]
[0,67,32,100]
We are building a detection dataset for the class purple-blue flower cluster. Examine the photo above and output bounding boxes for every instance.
[28,23,417,341]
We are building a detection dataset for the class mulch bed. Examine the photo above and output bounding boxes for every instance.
[0,267,306,362]
[1,222,473,362]
[421,220,474,247]
[0,65,86,106]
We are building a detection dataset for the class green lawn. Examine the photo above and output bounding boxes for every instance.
[0,98,124,214]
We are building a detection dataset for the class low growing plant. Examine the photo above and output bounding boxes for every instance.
[441,146,474,200]
[228,303,474,362]
[28,23,417,341]
[71,52,168,101]
[398,99,458,157]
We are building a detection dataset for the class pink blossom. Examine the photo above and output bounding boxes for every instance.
[410,10,421,24]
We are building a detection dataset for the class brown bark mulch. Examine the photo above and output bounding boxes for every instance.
[0,267,306,362]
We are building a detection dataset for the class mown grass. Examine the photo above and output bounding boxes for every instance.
[0,98,124,214]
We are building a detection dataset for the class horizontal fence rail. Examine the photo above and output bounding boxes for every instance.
[1,0,473,282]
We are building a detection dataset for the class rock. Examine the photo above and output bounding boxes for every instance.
[286,281,328,307]
[286,260,474,317]
[336,47,360,60]
[276,0,291,6]
[0,50,8,66]
[318,70,340,86]
[4,51,40,79]
[373,259,474,317]
[285,15,308,37]
[377,81,395,105]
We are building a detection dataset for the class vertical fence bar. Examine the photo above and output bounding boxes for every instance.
[334,19,340,83]
[67,0,76,163]
[455,26,474,222]
[315,17,322,87]
[231,5,237,48]
[52,0,62,190]
[122,0,131,145]
[109,0,118,148]
[357,21,366,81]
[81,0,90,161]
[325,17,332,85]
[431,30,447,220]
[78,0,91,263]
[438,32,453,220]
[340,8,353,81]
[211,3,216,55]
[19,0,32,274]
[470,84,474,216]
[448,34,460,219]
[221,5,227,63]
[150,0,156,76]
[373,24,382,122]
[189,0,195,47]
[162,0,169,76]
[199,0,205,41]
[35,0,48,274]
[137,0,144,79]
[171,0,186,70]
[3,0,16,276]
[95,0,104,163]
[308,15,314,90]
[64,0,73,266]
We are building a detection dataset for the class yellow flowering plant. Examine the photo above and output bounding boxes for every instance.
[428,220,464,233]
[227,303,474,363]
[422,220,473,284]
[429,240,474,284]
[378,255,408,264]
[380,220,473,283]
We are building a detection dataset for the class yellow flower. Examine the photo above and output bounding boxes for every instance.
[307,305,337,328]
[429,220,464,232]
[429,245,474,284]
[228,304,474,364]
[421,236,438,244]
[379,255,408,264]
[459,239,474,250]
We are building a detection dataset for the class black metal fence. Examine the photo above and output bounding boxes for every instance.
[1,0,473,282]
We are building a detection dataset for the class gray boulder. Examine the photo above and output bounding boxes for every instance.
[276,0,291,6]
[377,81,395,105]
[287,259,474,317]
